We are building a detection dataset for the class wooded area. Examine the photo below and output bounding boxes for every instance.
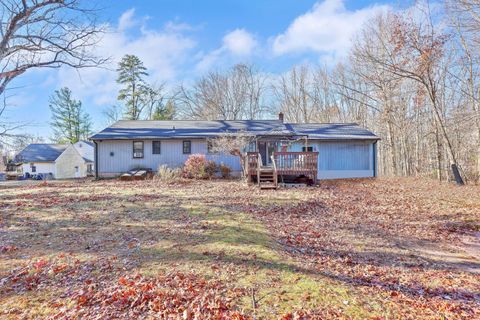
[174,1,480,183]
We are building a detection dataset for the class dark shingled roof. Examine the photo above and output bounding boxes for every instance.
[15,144,68,162]
[287,123,379,140]
[90,120,379,141]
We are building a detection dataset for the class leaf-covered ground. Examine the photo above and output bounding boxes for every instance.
[0,178,478,319]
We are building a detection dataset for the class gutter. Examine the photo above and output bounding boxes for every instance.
[93,140,99,179]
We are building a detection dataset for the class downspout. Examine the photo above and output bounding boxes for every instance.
[93,140,99,179]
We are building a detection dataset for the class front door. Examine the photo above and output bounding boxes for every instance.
[258,142,267,166]
[258,141,277,166]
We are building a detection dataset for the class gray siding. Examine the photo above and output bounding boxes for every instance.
[290,140,375,179]
[97,138,376,180]
[97,139,241,176]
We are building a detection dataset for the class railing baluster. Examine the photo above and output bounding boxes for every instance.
[271,151,318,179]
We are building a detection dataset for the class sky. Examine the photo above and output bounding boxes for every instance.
[5,0,397,140]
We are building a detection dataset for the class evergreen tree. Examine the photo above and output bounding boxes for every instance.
[116,54,149,120]
[49,87,92,143]
[151,99,176,120]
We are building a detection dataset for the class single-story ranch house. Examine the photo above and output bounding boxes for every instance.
[90,114,380,182]
[15,141,94,179]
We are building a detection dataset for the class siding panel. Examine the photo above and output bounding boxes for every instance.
[21,162,56,177]
[55,145,88,179]
[290,140,374,179]
[97,139,241,176]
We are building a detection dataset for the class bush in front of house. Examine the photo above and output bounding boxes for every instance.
[218,163,232,178]
[156,165,182,182]
[205,160,217,178]
[183,154,217,179]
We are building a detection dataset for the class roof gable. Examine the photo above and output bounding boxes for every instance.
[73,140,94,162]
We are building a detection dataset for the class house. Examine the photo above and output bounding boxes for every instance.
[15,141,94,179]
[90,114,380,182]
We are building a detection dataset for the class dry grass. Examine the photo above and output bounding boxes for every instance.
[0,177,478,319]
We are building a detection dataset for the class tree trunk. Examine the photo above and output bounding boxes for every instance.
[386,117,397,176]
[429,88,464,184]
[435,125,443,181]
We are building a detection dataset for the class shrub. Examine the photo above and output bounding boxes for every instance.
[156,165,182,182]
[205,160,217,178]
[218,163,232,178]
[183,154,216,179]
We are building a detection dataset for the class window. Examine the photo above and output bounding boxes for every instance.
[87,164,93,173]
[152,141,161,154]
[207,139,217,154]
[247,141,257,152]
[31,164,36,173]
[183,141,191,154]
[302,146,314,152]
[133,141,144,158]
[75,166,79,173]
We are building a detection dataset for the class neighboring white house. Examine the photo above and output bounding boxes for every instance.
[15,141,94,179]
[90,115,380,180]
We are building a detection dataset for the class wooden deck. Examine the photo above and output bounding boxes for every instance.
[247,152,318,189]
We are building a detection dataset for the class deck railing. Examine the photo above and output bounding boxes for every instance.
[247,152,259,175]
[247,151,318,184]
[272,152,318,172]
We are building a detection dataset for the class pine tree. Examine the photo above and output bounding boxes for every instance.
[49,87,92,143]
[116,54,149,120]
[151,99,176,120]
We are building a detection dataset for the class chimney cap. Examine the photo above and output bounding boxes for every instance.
[278,112,284,122]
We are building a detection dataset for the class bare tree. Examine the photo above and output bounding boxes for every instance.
[0,92,31,145]
[273,65,314,123]
[208,131,255,177]
[448,0,480,180]
[177,64,268,120]
[347,14,412,176]
[0,0,106,96]
[352,6,464,182]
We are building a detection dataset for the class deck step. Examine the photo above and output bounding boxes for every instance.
[257,166,278,189]
[260,185,277,189]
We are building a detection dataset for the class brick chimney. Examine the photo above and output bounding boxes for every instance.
[278,112,284,123]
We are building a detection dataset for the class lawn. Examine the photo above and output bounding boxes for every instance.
[0,178,479,319]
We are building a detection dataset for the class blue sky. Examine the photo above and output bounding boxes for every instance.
[6,0,395,139]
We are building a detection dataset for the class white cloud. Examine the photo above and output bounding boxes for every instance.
[222,29,257,56]
[118,8,137,31]
[56,11,196,106]
[272,0,389,58]
[196,28,257,72]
